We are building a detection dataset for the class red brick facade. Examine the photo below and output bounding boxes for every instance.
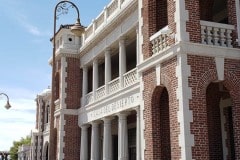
[143,57,181,159]
[141,0,240,159]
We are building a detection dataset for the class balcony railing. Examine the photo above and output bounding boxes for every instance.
[109,78,120,94]
[85,68,138,105]
[86,92,94,104]
[96,85,106,100]
[82,0,134,44]
[200,20,234,47]
[150,25,172,55]
[123,68,137,87]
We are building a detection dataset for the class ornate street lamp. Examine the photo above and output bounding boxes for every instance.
[49,1,84,159]
[0,93,11,109]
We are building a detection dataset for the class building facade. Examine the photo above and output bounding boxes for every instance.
[18,145,31,160]
[32,0,240,159]
[31,89,51,160]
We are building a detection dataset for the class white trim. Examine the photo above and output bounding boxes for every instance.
[176,54,194,160]
[138,42,240,74]
[156,64,161,86]
[139,72,145,160]
[215,57,225,81]
[60,57,67,109]
[236,0,240,46]
[174,0,189,42]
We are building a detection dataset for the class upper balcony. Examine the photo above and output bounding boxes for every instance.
[81,0,137,47]
[149,0,239,56]
[85,68,138,105]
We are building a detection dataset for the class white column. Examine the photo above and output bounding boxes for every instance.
[105,49,111,95]
[93,59,99,100]
[82,67,88,105]
[119,37,126,88]
[80,125,89,160]
[136,27,140,65]
[103,117,113,160]
[136,107,141,160]
[91,122,100,160]
[118,113,128,160]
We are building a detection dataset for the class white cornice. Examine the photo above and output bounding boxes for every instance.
[138,42,240,73]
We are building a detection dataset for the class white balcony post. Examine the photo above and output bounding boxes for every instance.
[105,49,111,95]
[118,113,129,160]
[80,125,89,160]
[91,122,100,160]
[93,59,99,100]
[103,117,113,160]
[82,66,88,105]
[119,37,126,88]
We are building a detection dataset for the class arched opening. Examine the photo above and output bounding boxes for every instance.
[206,82,235,159]
[152,86,171,159]
[43,142,49,160]
[200,0,228,24]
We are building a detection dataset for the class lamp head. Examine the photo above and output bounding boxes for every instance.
[70,18,85,36]
[5,100,11,109]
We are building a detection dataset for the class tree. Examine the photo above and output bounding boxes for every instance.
[9,136,31,160]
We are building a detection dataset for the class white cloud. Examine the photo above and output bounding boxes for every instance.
[0,98,36,151]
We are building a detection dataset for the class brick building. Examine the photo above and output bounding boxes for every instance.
[32,0,240,159]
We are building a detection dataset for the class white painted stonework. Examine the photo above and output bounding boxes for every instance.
[79,92,140,124]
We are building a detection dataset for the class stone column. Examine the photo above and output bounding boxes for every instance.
[80,125,89,160]
[103,117,113,160]
[118,113,128,160]
[82,66,88,105]
[136,27,140,65]
[105,48,111,95]
[91,122,100,160]
[119,37,126,88]
[93,59,99,100]
[136,107,141,160]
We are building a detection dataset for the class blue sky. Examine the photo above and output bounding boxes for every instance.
[0,0,110,151]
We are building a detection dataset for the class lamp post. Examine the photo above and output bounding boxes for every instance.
[49,1,84,159]
[0,93,11,109]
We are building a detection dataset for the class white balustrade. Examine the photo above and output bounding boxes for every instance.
[107,0,118,17]
[123,68,137,87]
[96,85,106,100]
[85,92,94,105]
[83,0,135,43]
[108,78,120,94]
[200,20,234,47]
[95,13,105,29]
[84,67,138,105]
[150,25,171,55]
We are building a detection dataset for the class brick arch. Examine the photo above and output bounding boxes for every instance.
[149,73,175,159]
[223,71,240,159]
[151,86,171,159]
[195,69,217,95]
